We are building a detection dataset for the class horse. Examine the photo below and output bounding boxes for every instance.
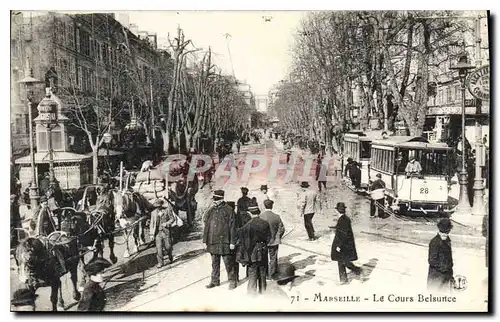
[14,234,81,311]
[113,190,153,258]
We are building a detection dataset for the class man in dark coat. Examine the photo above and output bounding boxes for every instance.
[331,202,361,284]
[369,173,386,218]
[203,190,238,290]
[344,157,355,178]
[259,199,285,280]
[237,202,272,295]
[78,258,111,311]
[236,187,252,227]
[11,194,22,250]
[427,218,454,292]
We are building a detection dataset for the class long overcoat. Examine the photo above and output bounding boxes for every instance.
[236,217,271,266]
[203,201,236,255]
[77,280,106,311]
[331,215,358,262]
[427,234,454,291]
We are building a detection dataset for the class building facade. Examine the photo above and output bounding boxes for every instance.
[11,11,163,187]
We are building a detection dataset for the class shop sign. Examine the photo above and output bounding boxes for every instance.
[466,65,490,101]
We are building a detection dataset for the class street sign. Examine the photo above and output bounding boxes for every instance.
[466,65,490,101]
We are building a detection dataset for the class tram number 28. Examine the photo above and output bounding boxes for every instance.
[420,187,429,194]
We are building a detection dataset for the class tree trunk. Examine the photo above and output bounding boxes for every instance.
[161,129,170,153]
[92,146,99,184]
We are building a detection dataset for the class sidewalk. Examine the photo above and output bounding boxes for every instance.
[115,229,487,312]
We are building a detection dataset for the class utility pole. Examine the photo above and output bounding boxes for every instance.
[471,15,487,217]
[223,33,236,80]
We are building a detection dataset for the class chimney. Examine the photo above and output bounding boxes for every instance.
[117,13,130,27]
[147,32,158,49]
[129,23,139,36]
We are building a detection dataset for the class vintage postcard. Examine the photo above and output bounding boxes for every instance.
[10,10,490,312]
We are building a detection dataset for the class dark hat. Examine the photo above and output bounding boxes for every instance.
[227,201,236,209]
[437,218,453,233]
[39,196,48,203]
[347,157,353,162]
[275,263,299,285]
[213,190,225,199]
[240,187,249,193]
[300,181,310,188]
[263,199,274,209]
[152,199,164,208]
[248,199,260,214]
[335,202,347,212]
[376,173,382,178]
[11,288,37,307]
[260,185,268,191]
[84,258,112,276]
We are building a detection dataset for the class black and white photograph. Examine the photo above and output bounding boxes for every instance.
[8,9,490,312]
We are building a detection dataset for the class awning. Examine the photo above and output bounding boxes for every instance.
[15,151,91,164]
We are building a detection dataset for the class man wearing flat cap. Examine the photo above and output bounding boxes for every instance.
[11,288,37,311]
[331,202,361,284]
[427,218,454,292]
[236,200,272,295]
[260,199,285,280]
[150,199,176,268]
[78,258,112,311]
[203,190,238,290]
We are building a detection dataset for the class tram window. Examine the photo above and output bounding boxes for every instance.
[360,141,370,159]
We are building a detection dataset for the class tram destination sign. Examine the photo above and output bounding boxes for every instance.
[466,65,490,101]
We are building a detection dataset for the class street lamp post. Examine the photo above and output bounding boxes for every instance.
[103,132,113,172]
[18,72,44,209]
[450,53,475,218]
[37,90,59,189]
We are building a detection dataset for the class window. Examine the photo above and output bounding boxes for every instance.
[14,114,24,134]
[77,66,83,89]
[37,125,63,151]
[446,87,452,103]
[67,23,75,49]
[79,30,91,56]
[360,141,371,159]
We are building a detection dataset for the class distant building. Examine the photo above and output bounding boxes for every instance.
[11,11,161,159]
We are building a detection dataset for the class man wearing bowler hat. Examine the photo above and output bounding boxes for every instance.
[78,258,112,311]
[255,184,271,213]
[203,190,238,290]
[236,200,271,295]
[297,181,319,240]
[427,218,454,292]
[331,202,361,284]
[259,199,285,280]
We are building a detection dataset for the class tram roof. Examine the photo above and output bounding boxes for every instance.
[344,130,389,141]
[371,136,451,150]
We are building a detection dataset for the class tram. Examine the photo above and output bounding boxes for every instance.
[369,136,454,215]
[342,131,381,192]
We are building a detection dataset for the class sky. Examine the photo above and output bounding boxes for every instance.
[122,11,306,96]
